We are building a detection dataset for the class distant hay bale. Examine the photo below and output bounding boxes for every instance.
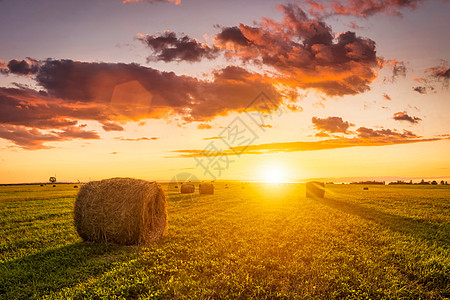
[174,185,178,189]
[180,183,195,194]
[199,183,214,195]
[74,178,167,245]
[306,181,325,198]
[74,185,78,188]
[363,187,369,190]
[40,184,44,187]
[53,185,56,187]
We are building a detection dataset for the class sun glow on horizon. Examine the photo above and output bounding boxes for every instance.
[261,164,287,183]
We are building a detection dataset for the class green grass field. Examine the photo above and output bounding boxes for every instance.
[0,183,449,299]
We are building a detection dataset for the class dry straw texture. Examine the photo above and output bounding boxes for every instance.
[199,183,214,195]
[180,184,195,194]
[74,178,167,245]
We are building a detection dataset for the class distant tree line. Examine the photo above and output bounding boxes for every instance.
[388,179,448,185]
[350,181,385,185]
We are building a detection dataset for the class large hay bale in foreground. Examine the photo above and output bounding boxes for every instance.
[306,181,325,198]
[199,183,214,195]
[180,183,195,194]
[74,178,167,245]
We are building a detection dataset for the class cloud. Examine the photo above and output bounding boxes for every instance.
[172,123,440,158]
[425,60,450,88]
[115,136,158,141]
[138,32,219,62]
[214,26,252,50]
[57,126,100,139]
[393,112,421,124]
[203,136,225,140]
[101,122,124,131]
[412,86,427,94]
[383,93,392,101]
[413,61,449,92]
[32,59,283,121]
[312,116,354,133]
[315,131,330,137]
[347,22,363,30]
[0,60,8,74]
[356,127,417,138]
[172,133,439,157]
[214,4,379,96]
[6,58,39,75]
[0,87,109,129]
[0,58,286,148]
[382,60,407,83]
[122,0,180,5]
[0,124,99,150]
[305,0,426,17]
[197,123,212,130]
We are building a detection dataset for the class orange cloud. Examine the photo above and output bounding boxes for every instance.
[197,123,212,130]
[203,136,225,140]
[172,135,440,157]
[0,124,99,150]
[138,32,218,62]
[306,0,427,17]
[114,136,159,141]
[214,5,379,96]
[312,116,354,133]
[393,112,422,124]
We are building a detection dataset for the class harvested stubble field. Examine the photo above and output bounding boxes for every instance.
[0,183,449,299]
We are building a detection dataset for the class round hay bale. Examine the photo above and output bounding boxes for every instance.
[199,183,214,195]
[180,183,195,194]
[363,187,369,190]
[74,178,167,245]
[306,181,325,198]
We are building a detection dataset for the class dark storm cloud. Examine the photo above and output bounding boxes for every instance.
[312,116,354,133]
[138,32,219,62]
[393,111,422,124]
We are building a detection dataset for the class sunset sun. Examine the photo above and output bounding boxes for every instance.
[262,164,286,183]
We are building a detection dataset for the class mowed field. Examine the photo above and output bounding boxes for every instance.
[0,183,449,299]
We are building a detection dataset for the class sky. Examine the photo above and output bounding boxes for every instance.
[0,0,449,184]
